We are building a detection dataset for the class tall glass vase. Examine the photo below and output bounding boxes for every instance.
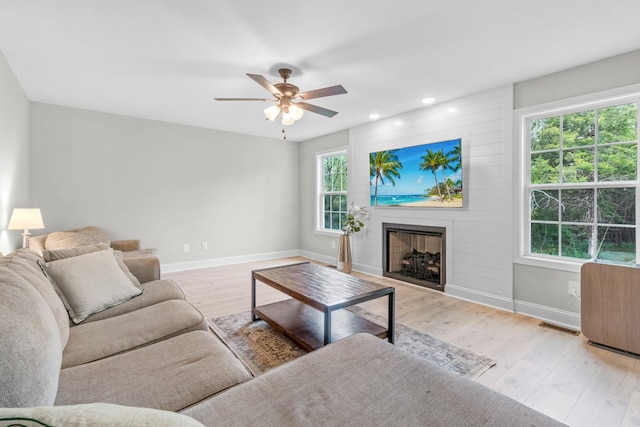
[336,234,352,273]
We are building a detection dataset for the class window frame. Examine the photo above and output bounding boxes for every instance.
[315,147,349,236]
[515,86,640,272]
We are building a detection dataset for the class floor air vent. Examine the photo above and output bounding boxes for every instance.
[539,322,581,336]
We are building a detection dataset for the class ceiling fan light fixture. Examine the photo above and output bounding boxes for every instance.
[218,68,346,131]
[289,104,304,120]
[264,104,281,121]
[282,110,295,125]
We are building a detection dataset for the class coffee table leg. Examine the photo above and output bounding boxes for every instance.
[251,273,258,321]
[388,290,395,344]
[324,308,332,345]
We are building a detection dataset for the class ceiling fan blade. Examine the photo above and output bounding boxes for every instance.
[297,85,347,100]
[214,97,274,101]
[246,73,283,96]
[296,102,339,118]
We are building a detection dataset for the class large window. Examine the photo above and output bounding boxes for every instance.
[317,149,348,233]
[525,98,639,263]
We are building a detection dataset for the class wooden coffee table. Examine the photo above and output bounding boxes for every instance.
[251,262,395,351]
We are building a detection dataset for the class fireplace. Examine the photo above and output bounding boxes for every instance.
[382,223,446,291]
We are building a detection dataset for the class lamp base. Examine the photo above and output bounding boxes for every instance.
[21,230,31,249]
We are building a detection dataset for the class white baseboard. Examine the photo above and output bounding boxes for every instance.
[161,250,302,273]
[444,284,515,313]
[298,250,335,266]
[299,250,383,277]
[514,299,581,331]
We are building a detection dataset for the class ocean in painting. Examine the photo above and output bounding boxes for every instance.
[371,194,439,206]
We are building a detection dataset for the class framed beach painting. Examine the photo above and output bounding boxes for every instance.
[370,138,462,208]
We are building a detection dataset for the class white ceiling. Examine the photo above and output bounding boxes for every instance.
[1,1,640,142]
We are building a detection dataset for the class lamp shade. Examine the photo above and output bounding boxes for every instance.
[264,105,282,121]
[289,104,304,120]
[281,111,295,125]
[7,208,45,230]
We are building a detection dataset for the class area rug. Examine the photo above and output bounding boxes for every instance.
[209,307,495,380]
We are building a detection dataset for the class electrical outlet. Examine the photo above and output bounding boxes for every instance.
[331,241,336,249]
[182,243,189,253]
[568,280,580,297]
[201,242,208,250]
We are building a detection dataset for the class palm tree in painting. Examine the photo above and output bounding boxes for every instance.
[419,149,444,201]
[442,144,462,200]
[436,149,455,201]
[370,151,402,205]
[448,143,462,173]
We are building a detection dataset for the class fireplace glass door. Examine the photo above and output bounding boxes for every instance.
[383,223,445,291]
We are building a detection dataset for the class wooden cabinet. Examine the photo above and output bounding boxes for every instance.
[581,262,640,356]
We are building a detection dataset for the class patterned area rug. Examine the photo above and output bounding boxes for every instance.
[209,306,495,379]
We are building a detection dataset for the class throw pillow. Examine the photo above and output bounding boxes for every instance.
[40,249,143,324]
[44,226,110,250]
[42,242,111,261]
[42,242,141,288]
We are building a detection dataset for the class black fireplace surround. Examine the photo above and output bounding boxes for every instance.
[382,223,446,291]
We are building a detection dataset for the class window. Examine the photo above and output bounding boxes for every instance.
[524,98,639,263]
[317,149,348,233]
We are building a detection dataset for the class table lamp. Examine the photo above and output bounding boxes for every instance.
[7,208,45,248]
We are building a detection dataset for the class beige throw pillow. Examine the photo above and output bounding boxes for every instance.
[42,243,141,289]
[41,249,143,324]
[44,226,110,250]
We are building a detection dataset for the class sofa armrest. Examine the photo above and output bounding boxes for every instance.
[111,239,141,252]
[123,256,161,283]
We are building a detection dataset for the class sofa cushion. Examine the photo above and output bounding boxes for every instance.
[121,255,161,284]
[80,279,185,323]
[42,243,142,288]
[184,333,563,427]
[0,403,205,427]
[0,249,70,348]
[44,225,110,250]
[0,269,62,407]
[62,299,207,368]
[56,331,253,411]
[41,249,143,324]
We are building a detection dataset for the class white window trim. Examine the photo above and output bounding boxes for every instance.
[315,146,349,236]
[514,83,640,273]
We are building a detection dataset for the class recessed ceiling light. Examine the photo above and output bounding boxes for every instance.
[447,107,457,113]
[369,113,381,120]
[394,120,404,126]
[421,97,436,105]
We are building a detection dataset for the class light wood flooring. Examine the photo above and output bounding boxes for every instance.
[165,256,640,427]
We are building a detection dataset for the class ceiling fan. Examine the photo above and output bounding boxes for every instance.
[215,68,347,126]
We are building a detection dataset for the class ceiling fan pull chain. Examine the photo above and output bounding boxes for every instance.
[282,128,287,140]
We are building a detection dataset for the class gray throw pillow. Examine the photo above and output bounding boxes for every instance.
[42,243,141,289]
[41,249,143,324]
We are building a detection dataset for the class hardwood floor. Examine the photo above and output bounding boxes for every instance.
[165,256,640,427]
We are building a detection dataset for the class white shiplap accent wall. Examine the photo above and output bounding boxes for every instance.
[349,85,515,311]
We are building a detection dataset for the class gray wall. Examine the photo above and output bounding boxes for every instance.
[515,49,640,109]
[29,103,300,267]
[512,49,640,327]
[0,50,30,253]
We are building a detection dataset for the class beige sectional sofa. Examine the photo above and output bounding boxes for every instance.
[0,247,251,412]
[0,244,565,426]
